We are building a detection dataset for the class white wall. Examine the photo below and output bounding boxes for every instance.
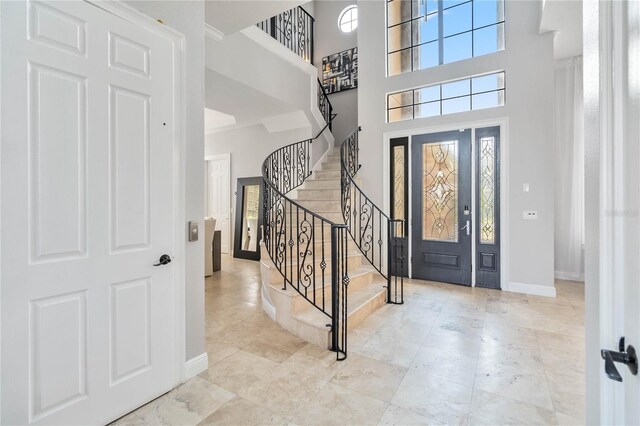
[357,0,556,292]
[313,0,359,144]
[554,57,584,281]
[125,1,206,361]
[205,124,312,189]
[205,124,314,249]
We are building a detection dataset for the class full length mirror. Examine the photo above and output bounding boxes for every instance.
[233,177,263,260]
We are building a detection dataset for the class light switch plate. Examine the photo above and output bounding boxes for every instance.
[188,221,199,241]
[522,211,538,220]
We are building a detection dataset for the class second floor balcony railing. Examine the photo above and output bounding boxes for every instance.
[257,6,314,63]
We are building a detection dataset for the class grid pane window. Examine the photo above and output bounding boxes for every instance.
[387,0,505,76]
[387,71,505,123]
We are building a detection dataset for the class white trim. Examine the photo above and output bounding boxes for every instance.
[204,23,224,41]
[204,153,231,162]
[470,127,476,287]
[554,270,585,282]
[382,117,509,291]
[87,0,188,387]
[508,281,557,298]
[184,353,209,379]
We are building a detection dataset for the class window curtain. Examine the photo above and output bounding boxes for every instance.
[554,56,584,281]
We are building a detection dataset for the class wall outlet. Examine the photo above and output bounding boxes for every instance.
[522,211,538,220]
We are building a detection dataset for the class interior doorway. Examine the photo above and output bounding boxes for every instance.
[206,154,231,254]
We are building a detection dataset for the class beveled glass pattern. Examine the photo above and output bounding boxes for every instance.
[422,141,458,241]
[393,146,405,221]
[479,137,496,244]
[387,71,505,123]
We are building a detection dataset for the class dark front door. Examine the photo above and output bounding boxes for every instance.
[411,129,472,285]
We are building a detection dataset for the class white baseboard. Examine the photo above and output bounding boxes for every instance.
[554,270,585,282]
[508,281,557,298]
[184,353,208,379]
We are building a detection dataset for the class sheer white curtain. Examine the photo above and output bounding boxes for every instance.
[554,56,584,281]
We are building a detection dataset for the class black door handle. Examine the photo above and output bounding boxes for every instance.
[601,337,638,382]
[154,254,172,266]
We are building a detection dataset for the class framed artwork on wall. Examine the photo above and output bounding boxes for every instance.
[322,47,358,94]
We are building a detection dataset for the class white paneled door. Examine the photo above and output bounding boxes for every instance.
[207,155,231,254]
[1,1,179,424]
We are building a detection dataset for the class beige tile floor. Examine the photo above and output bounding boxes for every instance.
[115,255,585,426]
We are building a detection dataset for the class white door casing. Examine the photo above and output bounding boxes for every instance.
[584,0,640,423]
[0,1,184,424]
[206,154,231,254]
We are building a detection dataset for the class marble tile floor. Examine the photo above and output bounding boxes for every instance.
[114,255,586,426]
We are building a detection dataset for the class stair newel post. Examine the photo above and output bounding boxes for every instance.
[387,220,393,303]
[330,224,339,354]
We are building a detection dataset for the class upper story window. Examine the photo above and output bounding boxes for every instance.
[339,5,358,32]
[387,0,505,76]
[387,71,506,122]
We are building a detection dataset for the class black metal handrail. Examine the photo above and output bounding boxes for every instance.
[317,78,333,131]
[262,83,347,360]
[257,6,314,64]
[340,128,405,305]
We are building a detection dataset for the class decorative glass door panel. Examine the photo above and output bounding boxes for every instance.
[422,141,459,242]
[392,145,406,222]
[479,136,496,244]
[390,137,409,277]
[411,130,472,285]
[475,126,500,288]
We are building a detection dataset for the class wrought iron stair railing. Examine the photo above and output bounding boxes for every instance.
[340,128,405,305]
[262,82,349,360]
[257,6,314,64]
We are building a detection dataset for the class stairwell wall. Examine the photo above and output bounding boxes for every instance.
[312,0,359,145]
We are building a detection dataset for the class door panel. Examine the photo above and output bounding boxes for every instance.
[1,1,177,424]
[207,156,231,253]
[475,126,501,288]
[411,129,472,285]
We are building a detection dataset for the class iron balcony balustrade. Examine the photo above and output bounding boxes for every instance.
[257,6,314,64]
[340,127,405,305]
[262,82,349,359]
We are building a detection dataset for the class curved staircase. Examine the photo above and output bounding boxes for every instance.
[255,6,405,359]
[260,148,388,350]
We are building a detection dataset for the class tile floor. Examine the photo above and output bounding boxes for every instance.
[115,255,585,426]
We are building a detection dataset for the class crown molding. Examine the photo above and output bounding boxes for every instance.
[205,23,224,41]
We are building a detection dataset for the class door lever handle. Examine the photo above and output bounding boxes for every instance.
[601,337,638,382]
[460,220,470,236]
[154,254,172,266]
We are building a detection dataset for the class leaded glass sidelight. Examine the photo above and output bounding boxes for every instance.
[422,141,458,241]
[479,136,496,244]
[393,145,406,221]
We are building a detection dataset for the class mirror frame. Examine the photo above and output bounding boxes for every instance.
[233,177,263,261]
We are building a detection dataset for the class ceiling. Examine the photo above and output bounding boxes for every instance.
[539,0,583,60]
[204,68,308,133]
[204,0,310,37]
